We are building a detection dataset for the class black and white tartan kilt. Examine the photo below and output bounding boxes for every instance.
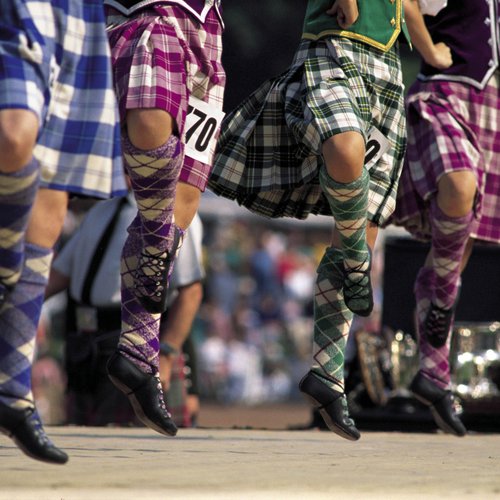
[208,37,407,226]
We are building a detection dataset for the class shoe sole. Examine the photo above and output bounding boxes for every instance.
[108,374,178,437]
[301,393,360,441]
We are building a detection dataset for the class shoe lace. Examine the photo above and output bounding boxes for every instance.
[27,408,52,446]
[154,374,172,418]
[340,396,355,426]
[425,303,453,339]
[343,256,371,301]
[449,394,463,416]
[134,250,168,299]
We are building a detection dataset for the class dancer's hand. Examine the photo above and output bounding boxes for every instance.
[326,0,359,29]
[426,42,453,69]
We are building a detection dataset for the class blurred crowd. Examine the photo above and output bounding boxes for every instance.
[32,194,393,424]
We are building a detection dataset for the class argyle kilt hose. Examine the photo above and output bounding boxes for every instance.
[391,72,500,244]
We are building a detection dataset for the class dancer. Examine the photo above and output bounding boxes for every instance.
[390,0,500,436]
[0,1,126,463]
[209,0,412,440]
[102,0,225,436]
[45,188,204,426]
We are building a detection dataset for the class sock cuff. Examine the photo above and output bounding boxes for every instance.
[121,133,181,160]
[319,165,369,191]
[0,157,39,179]
[0,159,40,202]
[430,197,474,225]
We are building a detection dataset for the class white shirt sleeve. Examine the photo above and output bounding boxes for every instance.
[418,0,447,16]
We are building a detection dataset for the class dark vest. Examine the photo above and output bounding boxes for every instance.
[419,0,499,89]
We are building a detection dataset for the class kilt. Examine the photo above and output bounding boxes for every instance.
[106,4,225,192]
[391,72,500,244]
[0,0,126,199]
[208,37,406,226]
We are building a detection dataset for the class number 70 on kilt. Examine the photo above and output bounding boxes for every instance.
[184,96,225,164]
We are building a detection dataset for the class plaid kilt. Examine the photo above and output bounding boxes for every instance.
[208,37,406,226]
[0,0,126,199]
[391,72,500,244]
[106,4,225,192]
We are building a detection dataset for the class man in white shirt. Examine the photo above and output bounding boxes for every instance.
[46,198,204,426]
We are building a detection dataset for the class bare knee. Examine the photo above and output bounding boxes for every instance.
[322,131,366,183]
[0,110,38,173]
[125,109,176,150]
[437,171,476,217]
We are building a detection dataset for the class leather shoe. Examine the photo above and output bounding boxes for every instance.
[299,371,360,441]
[107,351,178,436]
[0,401,68,464]
[424,302,454,348]
[410,371,467,437]
[343,248,373,317]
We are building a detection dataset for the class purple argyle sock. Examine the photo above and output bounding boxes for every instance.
[122,134,183,254]
[118,216,162,374]
[429,199,473,310]
[0,243,52,409]
[414,267,451,389]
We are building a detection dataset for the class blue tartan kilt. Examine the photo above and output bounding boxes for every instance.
[0,0,126,199]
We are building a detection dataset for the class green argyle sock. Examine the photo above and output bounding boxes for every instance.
[319,166,372,315]
[311,246,354,393]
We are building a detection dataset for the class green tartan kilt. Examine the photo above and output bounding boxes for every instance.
[208,37,407,227]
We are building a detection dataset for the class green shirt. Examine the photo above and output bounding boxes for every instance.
[302,0,411,52]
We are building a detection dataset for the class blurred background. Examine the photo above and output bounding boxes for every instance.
[33,2,500,433]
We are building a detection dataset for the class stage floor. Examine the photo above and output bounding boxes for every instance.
[1,422,499,499]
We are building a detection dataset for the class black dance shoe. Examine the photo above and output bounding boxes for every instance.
[424,302,454,348]
[410,371,467,437]
[0,401,68,464]
[107,351,178,436]
[299,371,360,441]
[343,249,373,317]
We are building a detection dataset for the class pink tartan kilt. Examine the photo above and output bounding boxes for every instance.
[106,4,225,191]
[391,73,500,244]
